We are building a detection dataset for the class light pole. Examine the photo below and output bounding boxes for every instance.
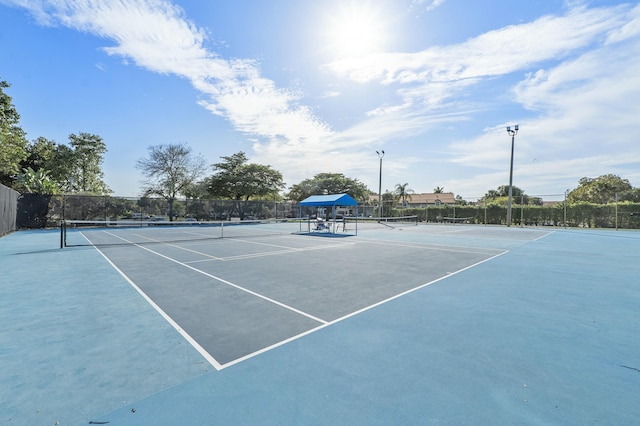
[376,150,385,218]
[564,189,569,228]
[506,124,519,227]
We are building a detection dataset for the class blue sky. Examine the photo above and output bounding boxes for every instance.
[1,0,639,200]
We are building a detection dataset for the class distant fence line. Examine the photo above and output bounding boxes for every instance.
[0,183,19,236]
[13,194,360,228]
[7,194,640,230]
[403,203,640,229]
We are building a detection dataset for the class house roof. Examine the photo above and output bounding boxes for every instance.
[407,192,456,204]
[299,193,358,207]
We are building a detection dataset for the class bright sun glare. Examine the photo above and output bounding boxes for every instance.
[325,3,388,58]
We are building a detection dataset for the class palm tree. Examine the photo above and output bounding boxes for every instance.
[433,186,444,193]
[394,183,414,208]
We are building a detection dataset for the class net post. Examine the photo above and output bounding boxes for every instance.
[60,221,65,249]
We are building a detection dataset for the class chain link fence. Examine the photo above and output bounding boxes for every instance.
[403,203,640,229]
[8,193,640,230]
[14,194,311,227]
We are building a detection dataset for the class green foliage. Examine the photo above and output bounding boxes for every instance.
[481,185,542,206]
[393,183,414,206]
[182,180,210,200]
[381,191,395,217]
[483,185,524,200]
[568,174,633,204]
[15,167,60,194]
[208,152,284,199]
[496,185,524,197]
[22,137,76,191]
[13,133,108,195]
[0,78,110,193]
[22,137,56,171]
[455,195,468,205]
[68,132,110,194]
[0,79,28,185]
[286,172,370,202]
[402,201,640,229]
[207,152,285,219]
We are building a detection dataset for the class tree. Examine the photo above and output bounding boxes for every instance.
[482,185,530,205]
[626,188,640,202]
[15,167,60,194]
[495,185,524,198]
[22,137,57,172]
[69,132,110,194]
[528,196,543,206]
[381,191,395,217]
[137,143,206,220]
[394,183,414,207]
[207,152,285,219]
[0,79,28,186]
[433,186,444,193]
[182,180,210,200]
[455,195,468,205]
[22,137,76,192]
[286,173,370,202]
[568,174,634,204]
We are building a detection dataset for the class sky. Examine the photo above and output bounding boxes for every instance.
[1,0,639,201]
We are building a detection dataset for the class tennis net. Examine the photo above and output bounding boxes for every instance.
[353,215,419,229]
[61,218,305,248]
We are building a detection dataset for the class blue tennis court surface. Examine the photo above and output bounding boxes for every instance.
[2,224,639,424]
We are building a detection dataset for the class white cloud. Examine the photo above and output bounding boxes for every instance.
[315,3,640,194]
[447,31,640,196]
[325,5,627,87]
[321,91,341,98]
[7,0,333,149]
[313,4,631,190]
[411,0,446,13]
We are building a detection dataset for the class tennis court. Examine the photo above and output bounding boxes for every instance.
[61,218,504,368]
[2,223,640,424]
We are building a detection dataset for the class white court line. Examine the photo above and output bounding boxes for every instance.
[100,231,327,324]
[362,238,505,255]
[223,237,308,250]
[94,231,329,369]
[407,225,554,239]
[219,241,357,262]
[79,232,223,370]
[532,230,555,241]
[85,229,509,371]
[119,232,356,263]
[218,249,510,369]
[183,241,355,263]
[420,227,471,234]
[130,233,224,261]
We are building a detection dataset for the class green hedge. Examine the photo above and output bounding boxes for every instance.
[396,202,640,229]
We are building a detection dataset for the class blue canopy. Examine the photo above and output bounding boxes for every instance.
[299,193,358,207]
